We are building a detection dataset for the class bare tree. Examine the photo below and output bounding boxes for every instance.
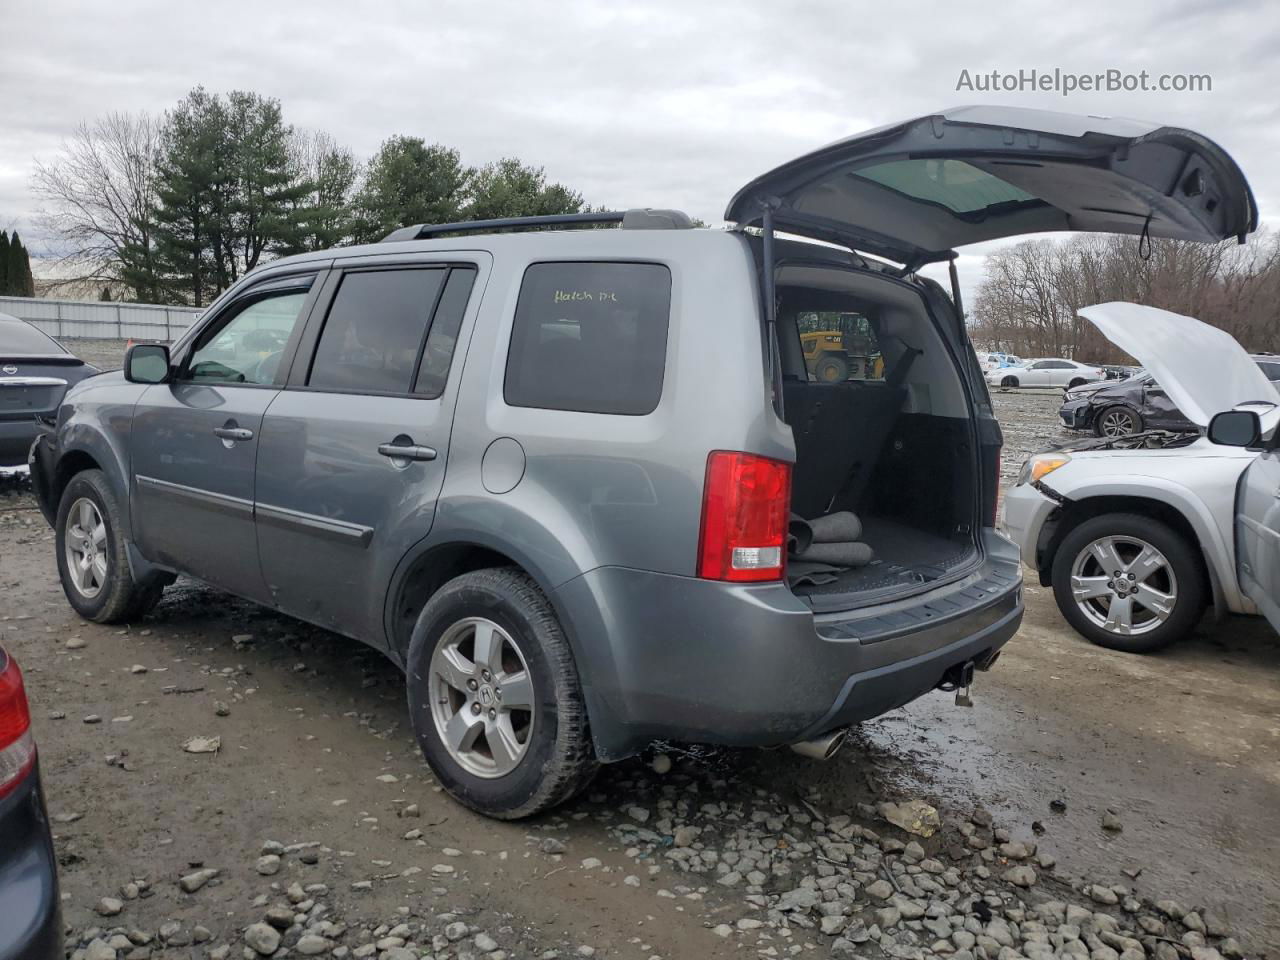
[970,232,1280,362]
[31,112,162,300]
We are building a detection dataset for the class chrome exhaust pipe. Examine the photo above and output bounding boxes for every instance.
[789,728,848,761]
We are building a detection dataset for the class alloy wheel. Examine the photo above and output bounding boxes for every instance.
[1069,535,1177,636]
[64,498,108,599]
[429,617,535,778]
[1100,409,1136,437]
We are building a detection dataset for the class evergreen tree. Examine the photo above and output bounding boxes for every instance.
[0,231,9,294]
[152,88,224,305]
[464,158,585,222]
[5,232,35,297]
[351,137,469,243]
[100,286,113,301]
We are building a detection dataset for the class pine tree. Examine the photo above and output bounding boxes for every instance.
[152,88,223,305]
[6,232,34,297]
[351,137,469,243]
[0,231,9,295]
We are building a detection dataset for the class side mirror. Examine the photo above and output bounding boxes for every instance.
[1207,409,1261,447]
[125,343,171,384]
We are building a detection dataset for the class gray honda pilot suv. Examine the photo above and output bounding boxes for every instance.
[30,106,1255,818]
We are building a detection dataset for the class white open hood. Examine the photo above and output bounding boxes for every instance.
[1078,302,1280,427]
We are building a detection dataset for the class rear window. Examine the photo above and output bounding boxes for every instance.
[504,262,671,415]
[0,319,66,356]
[853,159,1035,214]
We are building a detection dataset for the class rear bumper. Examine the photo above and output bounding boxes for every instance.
[0,764,62,960]
[553,530,1024,761]
[0,421,41,468]
[26,433,58,528]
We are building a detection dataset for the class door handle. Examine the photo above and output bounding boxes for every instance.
[214,426,254,442]
[378,442,437,462]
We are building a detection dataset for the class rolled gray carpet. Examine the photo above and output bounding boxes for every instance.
[807,510,863,544]
[794,541,875,567]
[787,514,814,555]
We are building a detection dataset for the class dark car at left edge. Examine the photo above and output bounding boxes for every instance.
[1,312,100,468]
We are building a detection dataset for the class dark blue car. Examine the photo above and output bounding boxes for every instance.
[0,647,61,960]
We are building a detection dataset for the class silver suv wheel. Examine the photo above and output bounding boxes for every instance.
[1069,535,1177,636]
[429,617,535,778]
[64,497,108,599]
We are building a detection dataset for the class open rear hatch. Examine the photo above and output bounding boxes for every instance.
[727,106,1257,613]
[727,105,1256,268]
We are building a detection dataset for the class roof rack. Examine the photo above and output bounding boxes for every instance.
[381,208,694,243]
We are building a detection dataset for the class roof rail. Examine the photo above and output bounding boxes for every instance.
[380,208,694,243]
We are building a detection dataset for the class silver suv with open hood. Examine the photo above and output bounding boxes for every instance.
[29,106,1256,817]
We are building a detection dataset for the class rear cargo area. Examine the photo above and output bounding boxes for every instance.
[775,264,981,612]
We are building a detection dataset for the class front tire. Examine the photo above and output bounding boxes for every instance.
[1050,513,1204,653]
[1094,405,1143,438]
[406,568,597,819]
[55,469,163,623]
[1000,375,1019,388]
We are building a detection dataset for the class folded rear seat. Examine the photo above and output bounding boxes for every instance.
[783,379,905,518]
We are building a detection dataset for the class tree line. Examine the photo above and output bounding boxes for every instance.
[968,232,1280,363]
[0,231,35,297]
[33,87,589,306]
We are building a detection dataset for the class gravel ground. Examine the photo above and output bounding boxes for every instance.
[3,343,1272,958]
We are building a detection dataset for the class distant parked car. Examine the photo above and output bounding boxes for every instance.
[1061,357,1280,437]
[977,351,1023,372]
[985,358,1106,390]
[0,647,61,960]
[0,313,100,468]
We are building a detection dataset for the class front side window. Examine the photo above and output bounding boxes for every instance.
[1256,360,1280,382]
[309,269,446,394]
[504,262,671,415]
[186,289,310,384]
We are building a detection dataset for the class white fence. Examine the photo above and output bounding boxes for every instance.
[0,295,200,341]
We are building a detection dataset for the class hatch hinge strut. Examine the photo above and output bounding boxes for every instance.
[760,198,785,417]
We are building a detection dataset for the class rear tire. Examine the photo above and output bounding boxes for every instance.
[55,469,164,623]
[406,567,598,819]
[1000,375,1019,388]
[1094,405,1143,438]
[1050,513,1204,653]
[1067,377,1087,389]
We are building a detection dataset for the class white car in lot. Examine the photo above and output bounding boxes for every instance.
[986,357,1106,390]
[1003,303,1280,652]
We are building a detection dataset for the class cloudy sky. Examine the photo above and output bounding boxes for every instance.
[3,0,1276,301]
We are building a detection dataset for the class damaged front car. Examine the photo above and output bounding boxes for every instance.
[1003,302,1280,653]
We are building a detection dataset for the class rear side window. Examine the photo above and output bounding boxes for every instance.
[309,269,446,394]
[504,262,671,415]
[414,268,477,398]
[1257,360,1280,382]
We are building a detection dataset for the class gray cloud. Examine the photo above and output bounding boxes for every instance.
[2,0,1274,297]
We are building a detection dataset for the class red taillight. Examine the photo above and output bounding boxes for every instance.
[697,451,791,582]
[0,654,35,799]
